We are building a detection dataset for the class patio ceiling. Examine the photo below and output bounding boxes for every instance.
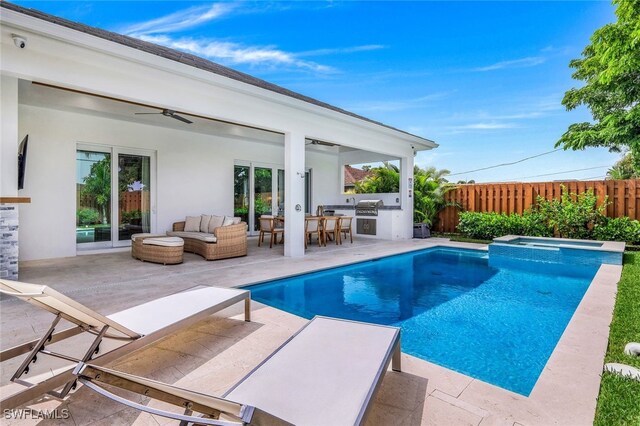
[18,80,376,157]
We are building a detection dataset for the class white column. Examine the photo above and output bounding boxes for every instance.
[1,76,19,197]
[399,153,415,239]
[284,131,306,257]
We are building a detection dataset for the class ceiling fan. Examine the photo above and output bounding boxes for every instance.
[306,139,339,147]
[134,109,193,124]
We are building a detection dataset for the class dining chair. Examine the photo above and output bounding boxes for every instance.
[339,216,353,244]
[322,216,340,246]
[258,216,284,248]
[305,217,322,248]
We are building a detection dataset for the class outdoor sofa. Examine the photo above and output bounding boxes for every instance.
[167,214,248,261]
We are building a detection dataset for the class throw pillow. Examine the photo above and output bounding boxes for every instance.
[184,216,201,232]
[222,216,235,227]
[232,217,241,225]
[208,215,224,233]
[200,215,212,233]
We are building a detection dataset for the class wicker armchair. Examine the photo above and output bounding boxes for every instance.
[172,221,248,260]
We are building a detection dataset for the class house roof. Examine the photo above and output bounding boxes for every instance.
[1,1,436,147]
[344,165,374,187]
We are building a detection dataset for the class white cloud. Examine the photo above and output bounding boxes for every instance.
[297,45,386,57]
[139,35,335,73]
[473,56,546,72]
[121,3,236,36]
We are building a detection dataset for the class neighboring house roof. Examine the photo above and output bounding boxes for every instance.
[344,166,374,187]
[1,1,436,146]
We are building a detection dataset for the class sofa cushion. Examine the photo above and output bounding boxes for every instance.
[142,237,185,247]
[208,215,225,233]
[184,216,201,232]
[232,216,242,225]
[167,231,217,243]
[200,215,212,232]
[131,233,165,242]
[222,216,235,227]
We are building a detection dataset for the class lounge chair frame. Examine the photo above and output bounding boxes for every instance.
[72,316,400,425]
[0,279,251,410]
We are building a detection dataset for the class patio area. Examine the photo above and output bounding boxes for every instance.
[1,237,620,425]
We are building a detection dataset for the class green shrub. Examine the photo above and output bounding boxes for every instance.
[593,217,640,244]
[77,208,100,225]
[534,188,607,239]
[457,211,553,240]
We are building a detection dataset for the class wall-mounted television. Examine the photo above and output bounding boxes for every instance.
[18,135,28,190]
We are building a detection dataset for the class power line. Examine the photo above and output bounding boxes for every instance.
[448,148,562,177]
[504,165,609,181]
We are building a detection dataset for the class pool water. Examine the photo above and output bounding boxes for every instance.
[247,248,599,395]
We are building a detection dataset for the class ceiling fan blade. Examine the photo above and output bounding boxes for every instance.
[170,114,193,124]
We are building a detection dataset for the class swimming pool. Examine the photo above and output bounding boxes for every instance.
[246,247,599,396]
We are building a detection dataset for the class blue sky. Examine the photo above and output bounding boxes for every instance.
[16,1,622,182]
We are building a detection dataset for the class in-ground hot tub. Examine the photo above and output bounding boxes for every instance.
[490,235,625,266]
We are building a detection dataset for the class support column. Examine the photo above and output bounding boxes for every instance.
[284,131,305,257]
[400,154,415,239]
[1,76,19,197]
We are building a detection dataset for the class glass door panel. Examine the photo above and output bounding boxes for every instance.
[76,150,112,246]
[117,153,151,242]
[253,167,273,232]
[277,169,285,217]
[234,165,250,226]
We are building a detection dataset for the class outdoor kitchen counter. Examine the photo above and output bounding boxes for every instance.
[327,207,406,240]
[323,205,402,210]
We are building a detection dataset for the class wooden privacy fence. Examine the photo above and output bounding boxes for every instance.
[436,179,640,233]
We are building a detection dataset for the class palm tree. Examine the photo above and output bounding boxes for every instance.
[354,162,400,193]
[413,166,456,227]
[607,152,638,180]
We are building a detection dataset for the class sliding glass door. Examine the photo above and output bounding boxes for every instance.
[234,162,311,235]
[77,145,155,249]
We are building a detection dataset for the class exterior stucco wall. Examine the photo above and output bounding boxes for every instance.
[17,104,339,260]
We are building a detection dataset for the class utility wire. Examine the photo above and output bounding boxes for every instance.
[448,148,562,176]
[504,165,609,181]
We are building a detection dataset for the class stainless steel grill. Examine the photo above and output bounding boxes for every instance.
[355,200,383,216]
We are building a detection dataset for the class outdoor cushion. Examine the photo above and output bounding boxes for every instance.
[184,216,201,232]
[142,237,184,247]
[167,231,217,243]
[131,233,165,242]
[208,215,224,233]
[222,216,235,227]
[232,216,242,225]
[200,215,212,233]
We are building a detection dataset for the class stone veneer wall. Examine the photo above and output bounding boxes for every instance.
[0,205,19,279]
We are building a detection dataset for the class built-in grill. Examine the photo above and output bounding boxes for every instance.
[355,200,383,216]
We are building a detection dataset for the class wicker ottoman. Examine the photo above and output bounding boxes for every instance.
[133,236,184,265]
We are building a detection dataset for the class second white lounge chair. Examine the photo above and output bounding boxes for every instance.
[73,316,401,425]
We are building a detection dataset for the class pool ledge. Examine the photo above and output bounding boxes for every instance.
[494,234,626,253]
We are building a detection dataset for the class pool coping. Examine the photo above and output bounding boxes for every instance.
[235,241,622,424]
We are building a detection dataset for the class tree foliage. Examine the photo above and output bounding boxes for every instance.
[353,162,400,193]
[607,152,638,179]
[81,157,111,224]
[557,1,640,172]
[413,166,456,226]
[353,163,456,226]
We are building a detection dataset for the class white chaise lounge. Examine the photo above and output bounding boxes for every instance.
[0,279,251,410]
[74,316,402,425]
